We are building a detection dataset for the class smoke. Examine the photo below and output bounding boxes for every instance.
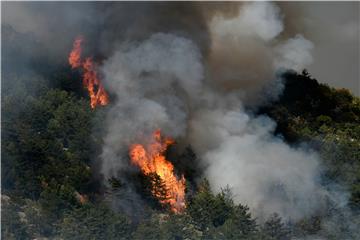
[3,0,358,226]
[278,2,360,96]
[274,34,314,72]
[100,33,203,176]
[207,2,313,102]
[189,110,326,220]
[96,2,329,221]
[3,2,358,93]
[210,2,284,42]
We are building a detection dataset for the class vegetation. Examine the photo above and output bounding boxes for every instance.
[261,70,360,209]
[2,68,360,239]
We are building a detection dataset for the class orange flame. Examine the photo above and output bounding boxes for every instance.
[82,57,109,108]
[69,36,83,69]
[68,36,109,109]
[129,130,186,213]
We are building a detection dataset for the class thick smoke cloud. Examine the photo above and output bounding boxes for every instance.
[100,33,203,176]
[274,34,314,72]
[3,2,358,94]
[97,2,327,221]
[207,2,314,102]
[190,111,325,220]
[2,1,358,224]
[279,2,360,96]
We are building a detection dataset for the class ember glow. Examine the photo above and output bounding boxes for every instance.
[68,36,109,109]
[129,130,186,213]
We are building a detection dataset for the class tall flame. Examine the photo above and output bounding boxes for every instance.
[69,36,83,69]
[82,57,110,109]
[129,130,186,213]
[68,36,109,109]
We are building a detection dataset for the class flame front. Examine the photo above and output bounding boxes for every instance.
[129,130,186,213]
[68,36,109,109]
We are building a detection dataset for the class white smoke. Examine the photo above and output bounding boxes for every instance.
[274,34,314,72]
[190,110,326,220]
[211,2,284,41]
[207,2,314,103]
[100,33,204,176]
[99,2,331,221]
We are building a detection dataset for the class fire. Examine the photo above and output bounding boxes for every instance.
[69,36,83,69]
[129,130,186,213]
[68,36,109,109]
[82,57,110,108]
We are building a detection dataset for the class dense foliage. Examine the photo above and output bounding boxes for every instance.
[261,70,360,209]
[2,68,360,239]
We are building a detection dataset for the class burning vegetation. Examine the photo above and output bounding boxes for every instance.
[69,36,109,109]
[3,2,360,240]
[129,130,186,213]
[69,37,186,212]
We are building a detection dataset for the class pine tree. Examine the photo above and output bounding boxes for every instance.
[262,213,290,240]
[216,204,258,239]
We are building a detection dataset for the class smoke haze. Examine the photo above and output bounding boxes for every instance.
[94,2,327,221]
[2,1,359,224]
[3,2,358,95]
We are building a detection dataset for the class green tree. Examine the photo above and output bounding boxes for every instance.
[136,173,170,211]
[1,196,29,240]
[187,179,217,230]
[132,216,163,240]
[161,213,202,240]
[261,213,290,240]
[187,180,239,233]
[2,89,93,199]
[215,204,258,239]
[59,203,132,240]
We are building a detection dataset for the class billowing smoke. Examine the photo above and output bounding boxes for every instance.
[189,110,325,220]
[4,2,358,94]
[207,2,314,102]
[3,1,356,223]
[100,33,203,176]
[99,2,324,221]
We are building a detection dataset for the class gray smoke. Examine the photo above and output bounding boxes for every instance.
[98,2,327,221]
[3,0,358,225]
[100,33,203,176]
[207,2,314,102]
[278,2,360,96]
[3,1,358,94]
[189,111,325,220]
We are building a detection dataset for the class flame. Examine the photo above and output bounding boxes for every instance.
[69,36,83,69]
[129,130,186,213]
[68,36,109,109]
[82,57,109,108]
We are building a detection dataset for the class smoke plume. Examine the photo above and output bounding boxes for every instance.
[3,1,357,224]
[97,2,325,221]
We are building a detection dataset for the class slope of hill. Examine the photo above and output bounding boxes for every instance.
[2,70,360,239]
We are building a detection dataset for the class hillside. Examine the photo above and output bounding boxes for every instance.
[2,69,360,239]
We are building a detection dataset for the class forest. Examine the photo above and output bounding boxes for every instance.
[2,22,360,240]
